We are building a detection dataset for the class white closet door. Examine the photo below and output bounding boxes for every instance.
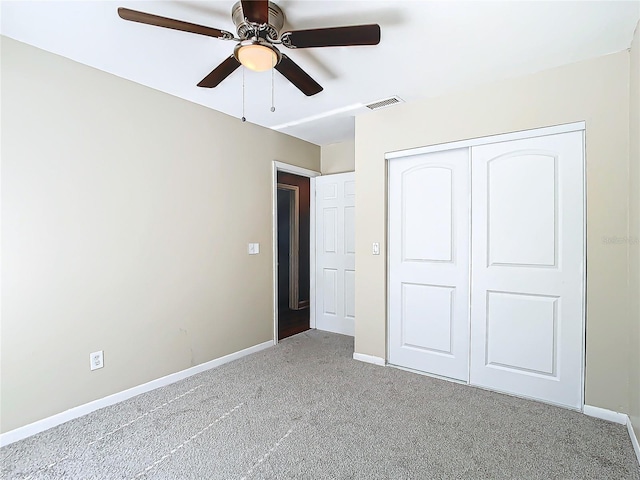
[315,172,356,336]
[470,131,584,409]
[388,148,470,381]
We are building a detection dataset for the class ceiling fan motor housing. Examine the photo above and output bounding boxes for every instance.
[231,1,285,41]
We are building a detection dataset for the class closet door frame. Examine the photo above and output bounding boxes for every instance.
[385,121,586,408]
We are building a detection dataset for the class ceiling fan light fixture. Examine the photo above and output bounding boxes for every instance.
[118,1,382,96]
[235,41,279,72]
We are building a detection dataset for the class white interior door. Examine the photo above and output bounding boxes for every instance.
[315,172,355,336]
[388,148,470,381]
[469,131,585,409]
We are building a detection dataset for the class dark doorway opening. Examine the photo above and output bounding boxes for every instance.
[277,171,310,340]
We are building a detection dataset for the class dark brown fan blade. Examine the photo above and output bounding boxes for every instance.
[241,0,269,24]
[197,56,241,88]
[118,7,233,39]
[275,55,323,96]
[282,24,380,48]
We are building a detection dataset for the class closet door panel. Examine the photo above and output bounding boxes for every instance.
[487,154,556,267]
[388,148,470,381]
[470,131,584,409]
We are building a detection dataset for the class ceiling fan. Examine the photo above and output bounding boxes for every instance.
[118,1,381,97]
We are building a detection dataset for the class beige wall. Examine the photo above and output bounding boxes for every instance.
[355,51,631,413]
[320,140,355,174]
[0,37,320,433]
[629,21,640,438]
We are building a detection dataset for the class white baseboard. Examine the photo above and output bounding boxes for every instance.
[353,352,385,366]
[628,418,640,466]
[0,339,274,447]
[583,405,628,425]
[583,405,640,466]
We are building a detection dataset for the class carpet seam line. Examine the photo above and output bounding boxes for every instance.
[22,384,204,479]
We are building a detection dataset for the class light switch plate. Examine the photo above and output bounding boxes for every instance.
[248,243,260,255]
[373,242,380,255]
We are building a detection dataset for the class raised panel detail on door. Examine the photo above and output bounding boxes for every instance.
[323,183,338,199]
[401,283,454,355]
[470,131,584,409]
[322,269,337,315]
[345,181,356,198]
[403,166,453,263]
[316,172,356,336]
[322,208,337,254]
[486,291,557,376]
[389,148,470,381]
[345,270,355,320]
[344,206,355,254]
[488,154,556,267]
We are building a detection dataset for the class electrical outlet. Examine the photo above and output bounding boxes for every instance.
[372,242,380,255]
[248,243,260,255]
[90,350,104,371]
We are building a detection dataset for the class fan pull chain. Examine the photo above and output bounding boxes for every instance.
[270,67,276,113]
[241,67,246,122]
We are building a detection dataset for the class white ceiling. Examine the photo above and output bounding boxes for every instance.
[2,1,638,146]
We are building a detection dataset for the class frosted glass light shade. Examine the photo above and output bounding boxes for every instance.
[238,44,277,72]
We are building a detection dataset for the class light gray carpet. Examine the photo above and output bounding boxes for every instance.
[2,330,639,479]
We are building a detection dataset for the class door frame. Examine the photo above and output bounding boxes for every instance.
[277,183,307,310]
[385,121,587,409]
[272,161,321,344]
